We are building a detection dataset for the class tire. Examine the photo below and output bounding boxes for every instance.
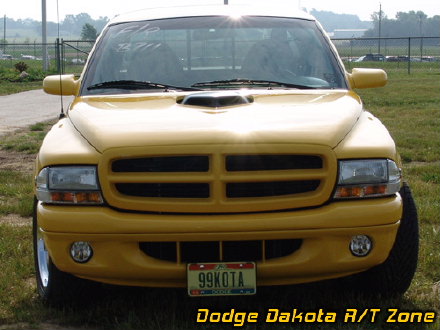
[33,199,95,305]
[347,182,419,296]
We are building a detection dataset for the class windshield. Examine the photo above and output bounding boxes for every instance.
[81,16,347,95]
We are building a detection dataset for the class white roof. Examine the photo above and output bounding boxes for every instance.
[110,5,315,24]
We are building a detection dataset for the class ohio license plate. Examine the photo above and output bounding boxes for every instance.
[187,262,256,296]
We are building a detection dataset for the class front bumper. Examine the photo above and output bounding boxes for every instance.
[38,196,402,287]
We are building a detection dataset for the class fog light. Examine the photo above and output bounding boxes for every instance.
[70,241,93,263]
[349,235,372,257]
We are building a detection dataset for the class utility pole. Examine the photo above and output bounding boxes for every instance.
[378,3,382,54]
[42,0,49,71]
[3,15,6,54]
[419,13,423,60]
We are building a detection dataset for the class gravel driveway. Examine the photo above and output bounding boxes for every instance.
[0,89,74,136]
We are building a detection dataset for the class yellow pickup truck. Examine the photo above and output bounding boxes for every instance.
[35,5,418,303]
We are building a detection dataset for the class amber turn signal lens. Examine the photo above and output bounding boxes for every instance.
[334,184,388,199]
[49,191,103,204]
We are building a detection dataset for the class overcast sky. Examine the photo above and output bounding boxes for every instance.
[3,0,439,22]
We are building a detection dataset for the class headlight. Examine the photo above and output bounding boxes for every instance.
[334,159,401,199]
[35,166,103,204]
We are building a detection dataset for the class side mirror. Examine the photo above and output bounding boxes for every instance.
[347,68,387,89]
[43,74,79,95]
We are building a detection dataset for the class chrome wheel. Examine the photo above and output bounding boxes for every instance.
[33,199,92,304]
[36,227,50,288]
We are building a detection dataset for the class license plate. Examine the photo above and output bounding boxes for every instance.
[187,262,256,297]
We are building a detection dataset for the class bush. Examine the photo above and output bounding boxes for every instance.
[14,62,28,73]
[14,61,29,73]
[0,65,53,82]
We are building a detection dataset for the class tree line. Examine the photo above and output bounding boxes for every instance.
[364,11,440,38]
[2,10,439,43]
[310,9,439,38]
[1,13,109,41]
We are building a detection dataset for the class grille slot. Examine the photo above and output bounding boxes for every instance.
[115,183,210,198]
[181,242,220,263]
[226,155,322,171]
[140,242,176,262]
[140,239,302,263]
[265,239,302,259]
[226,180,320,198]
[112,156,209,172]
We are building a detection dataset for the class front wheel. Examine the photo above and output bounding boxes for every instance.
[33,200,95,305]
[346,183,419,296]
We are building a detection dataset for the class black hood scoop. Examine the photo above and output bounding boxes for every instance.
[180,92,254,108]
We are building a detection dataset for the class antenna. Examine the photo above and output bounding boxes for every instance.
[56,0,65,119]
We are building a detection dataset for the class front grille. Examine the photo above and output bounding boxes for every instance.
[100,144,337,213]
[140,239,302,263]
[226,180,320,198]
[115,183,210,198]
[226,155,322,171]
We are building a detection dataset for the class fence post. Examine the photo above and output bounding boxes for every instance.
[55,38,60,74]
[408,37,411,75]
[61,38,65,74]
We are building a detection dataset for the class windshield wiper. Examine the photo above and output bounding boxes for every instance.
[87,80,201,92]
[191,78,316,89]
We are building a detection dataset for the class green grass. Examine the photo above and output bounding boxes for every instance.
[0,225,36,322]
[0,122,51,154]
[0,80,42,95]
[1,131,47,154]
[0,71,439,329]
[0,122,53,217]
[344,61,440,75]
[0,171,34,217]
[0,59,57,95]
[356,71,440,163]
[0,59,57,71]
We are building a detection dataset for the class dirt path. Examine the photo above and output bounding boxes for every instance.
[0,89,73,136]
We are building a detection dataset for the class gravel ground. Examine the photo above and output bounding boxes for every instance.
[0,89,73,136]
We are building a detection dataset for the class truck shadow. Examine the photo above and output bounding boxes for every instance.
[37,279,429,329]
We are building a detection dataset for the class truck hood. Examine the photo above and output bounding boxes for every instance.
[68,90,363,153]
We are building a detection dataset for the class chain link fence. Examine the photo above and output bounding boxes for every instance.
[0,39,93,74]
[0,42,58,70]
[1,37,439,75]
[333,37,440,74]
[57,39,94,74]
